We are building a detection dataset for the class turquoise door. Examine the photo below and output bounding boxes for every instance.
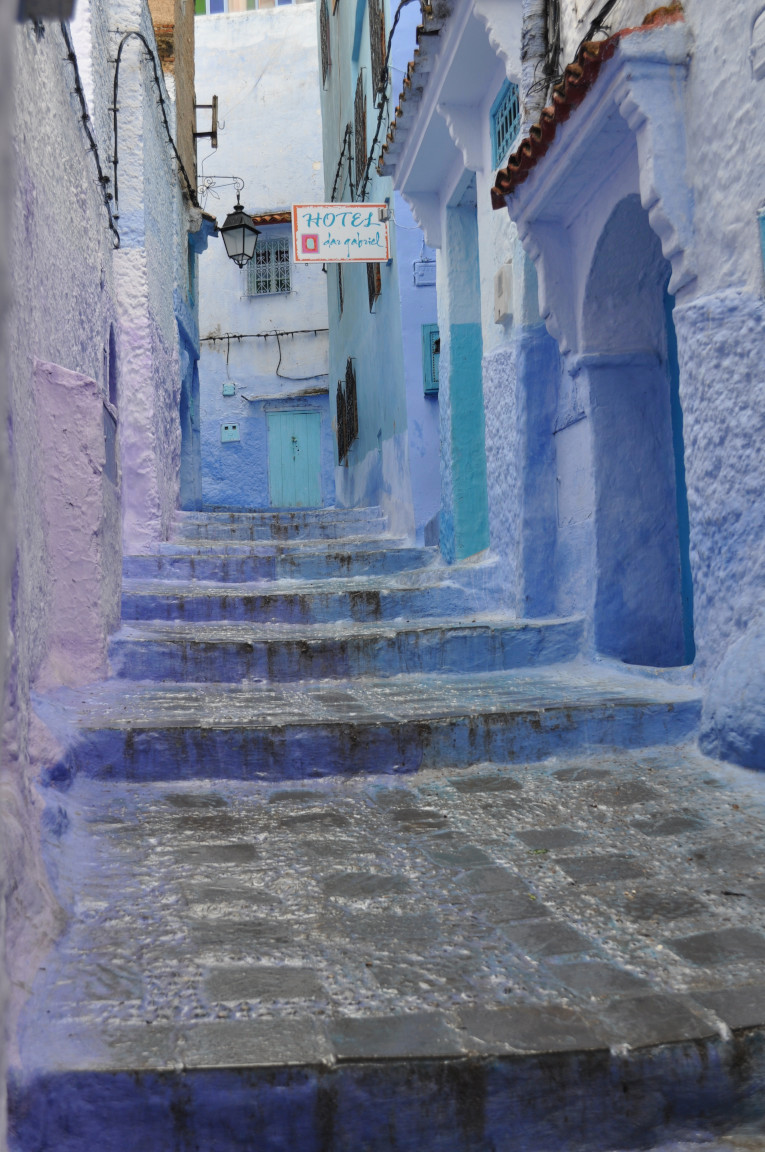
[267,410,322,507]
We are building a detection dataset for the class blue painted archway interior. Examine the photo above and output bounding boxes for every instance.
[582,194,694,667]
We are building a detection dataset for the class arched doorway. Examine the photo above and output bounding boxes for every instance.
[582,194,694,667]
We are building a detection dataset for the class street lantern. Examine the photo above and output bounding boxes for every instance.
[220,198,260,267]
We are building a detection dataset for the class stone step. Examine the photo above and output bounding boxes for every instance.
[13,750,765,1151]
[108,615,585,682]
[174,512,388,543]
[120,570,483,624]
[41,666,702,784]
[123,543,437,583]
[180,505,384,524]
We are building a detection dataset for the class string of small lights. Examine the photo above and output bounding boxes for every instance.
[111,30,200,215]
[60,21,121,247]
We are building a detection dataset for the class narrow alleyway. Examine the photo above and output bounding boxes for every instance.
[9,509,765,1150]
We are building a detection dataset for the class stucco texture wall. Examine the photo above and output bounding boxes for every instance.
[0,0,12,1141]
[668,1,765,766]
[515,2,765,766]
[393,193,439,542]
[195,4,332,509]
[3,14,124,1093]
[112,0,188,551]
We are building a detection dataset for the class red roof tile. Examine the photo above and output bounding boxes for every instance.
[491,3,684,209]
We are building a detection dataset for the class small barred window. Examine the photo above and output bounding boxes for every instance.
[366,261,381,311]
[490,80,520,169]
[320,0,330,85]
[368,0,386,96]
[354,71,367,194]
[337,357,358,463]
[246,237,291,296]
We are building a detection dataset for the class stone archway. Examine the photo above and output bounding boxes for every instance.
[581,193,694,666]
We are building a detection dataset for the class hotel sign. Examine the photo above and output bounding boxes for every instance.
[292,203,390,263]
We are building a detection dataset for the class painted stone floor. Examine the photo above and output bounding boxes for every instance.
[23,744,765,1077]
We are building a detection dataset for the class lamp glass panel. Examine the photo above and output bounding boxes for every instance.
[222,225,245,261]
[243,228,258,261]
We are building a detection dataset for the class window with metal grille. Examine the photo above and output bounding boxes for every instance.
[366,261,381,311]
[336,356,358,463]
[354,71,367,194]
[320,0,330,85]
[368,0,386,96]
[337,263,344,316]
[490,80,520,169]
[246,237,291,296]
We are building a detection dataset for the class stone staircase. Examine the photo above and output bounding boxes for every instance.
[13,508,765,1151]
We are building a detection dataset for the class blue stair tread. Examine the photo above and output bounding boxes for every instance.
[49,665,701,730]
[110,614,584,644]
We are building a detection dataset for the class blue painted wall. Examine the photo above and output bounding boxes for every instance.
[437,189,490,562]
[200,390,335,509]
[318,0,414,536]
[582,195,688,667]
[393,193,440,543]
[449,322,489,560]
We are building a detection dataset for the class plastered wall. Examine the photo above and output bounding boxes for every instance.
[319,0,414,535]
[0,0,13,1140]
[111,0,188,550]
[195,4,333,509]
[3,13,125,1102]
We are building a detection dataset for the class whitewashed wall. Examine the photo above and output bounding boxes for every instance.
[2,10,126,1107]
[195,4,332,508]
[0,0,13,1140]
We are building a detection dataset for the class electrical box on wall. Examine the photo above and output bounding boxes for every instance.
[494,261,514,325]
[221,422,240,443]
[222,381,236,397]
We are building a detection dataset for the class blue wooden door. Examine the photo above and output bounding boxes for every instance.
[267,410,322,507]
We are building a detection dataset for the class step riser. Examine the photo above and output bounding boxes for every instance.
[109,622,584,682]
[178,506,383,525]
[121,587,475,625]
[47,700,701,785]
[123,549,435,582]
[177,520,387,543]
[9,1031,761,1152]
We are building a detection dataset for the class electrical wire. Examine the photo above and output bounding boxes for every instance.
[112,30,200,214]
[201,328,330,382]
[330,123,354,203]
[576,0,619,55]
[201,329,329,341]
[60,22,120,247]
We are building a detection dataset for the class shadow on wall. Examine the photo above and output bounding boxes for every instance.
[581,194,694,669]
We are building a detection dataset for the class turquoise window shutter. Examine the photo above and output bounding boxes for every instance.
[422,323,440,395]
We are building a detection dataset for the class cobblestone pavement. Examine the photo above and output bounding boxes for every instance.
[24,742,765,1095]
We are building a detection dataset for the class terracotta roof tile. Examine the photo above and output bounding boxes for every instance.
[250,210,292,226]
[491,3,684,209]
